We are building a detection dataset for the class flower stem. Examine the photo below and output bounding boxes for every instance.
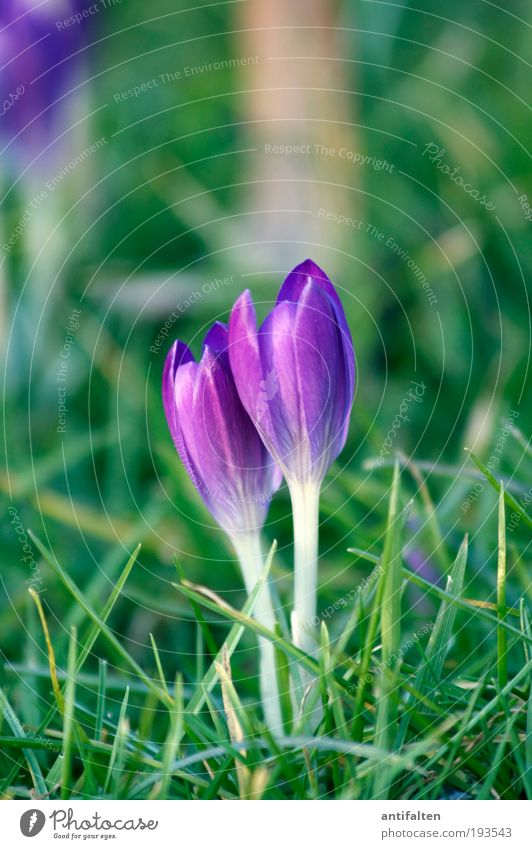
[231,532,283,732]
[289,481,321,656]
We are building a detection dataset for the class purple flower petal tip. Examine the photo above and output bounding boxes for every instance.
[277,258,332,304]
[202,321,229,353]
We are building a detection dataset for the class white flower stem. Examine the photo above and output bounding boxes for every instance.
[231,532,283,732]
[289,481,321,656]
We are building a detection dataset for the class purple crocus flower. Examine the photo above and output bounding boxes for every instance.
[0,0,89,158]
[163,321,283,729]
[228,259,355,659]
[228,258,355,485]
[163,322,282,538]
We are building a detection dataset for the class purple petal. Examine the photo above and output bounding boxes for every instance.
[167,334,281,534]
[291,281,350,470]
[162,342,207,503]
[257,300,307,473]
[162,341,194,441]
[278,259,355,415]
[228,291,275,444]
[172,357,221,516]
[258,282,350,477]
[203,321,229,354]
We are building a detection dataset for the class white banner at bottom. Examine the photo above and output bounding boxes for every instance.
[2,799,530,848]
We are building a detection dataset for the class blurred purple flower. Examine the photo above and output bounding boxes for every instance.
[162,322,282,539]
[0,0,89,155]
[404,547,440,585]
[228,258,355,485]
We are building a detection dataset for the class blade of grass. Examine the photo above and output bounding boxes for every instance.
[347,547,380,565]
[497,486,508,688]
[216,648,251,799]
[398,451,450,573]
[419,538,467,694]
[61,626,77,800]
[173,580,321,681]
[321,621,349,742]
[422,535,468,690]
[103,687,130,795]
[0,736,62,753]
[9,536,141,768]
[157,675,184,800]
[275,624,293,733]
[45,753,64,794]
[201,688,227,742]
[351,471,403,744]
[22,600,39,731]
[466,449,532,529]
[95,660,107,741]
[174,559,219,659]
[520,601,531,665]
[373,462,404,799]
[526,687,532,797]
[28,588,64,713]
[195,624,204,682]
[149,633,170,699]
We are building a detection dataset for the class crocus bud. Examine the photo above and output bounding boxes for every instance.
[162,321,283,730]
[229,259,355,672]
[228,259,355,486]
[162,322,282,538]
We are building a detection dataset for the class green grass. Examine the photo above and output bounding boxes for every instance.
[1,0,531,802]
[1,462,530,801]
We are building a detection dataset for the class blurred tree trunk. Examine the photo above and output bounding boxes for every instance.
[237,0,359,271]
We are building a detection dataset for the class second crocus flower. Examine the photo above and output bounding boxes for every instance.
[163,322,283,730]
[229,259,355,656]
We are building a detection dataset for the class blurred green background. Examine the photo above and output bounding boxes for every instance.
[1,1,530,707]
